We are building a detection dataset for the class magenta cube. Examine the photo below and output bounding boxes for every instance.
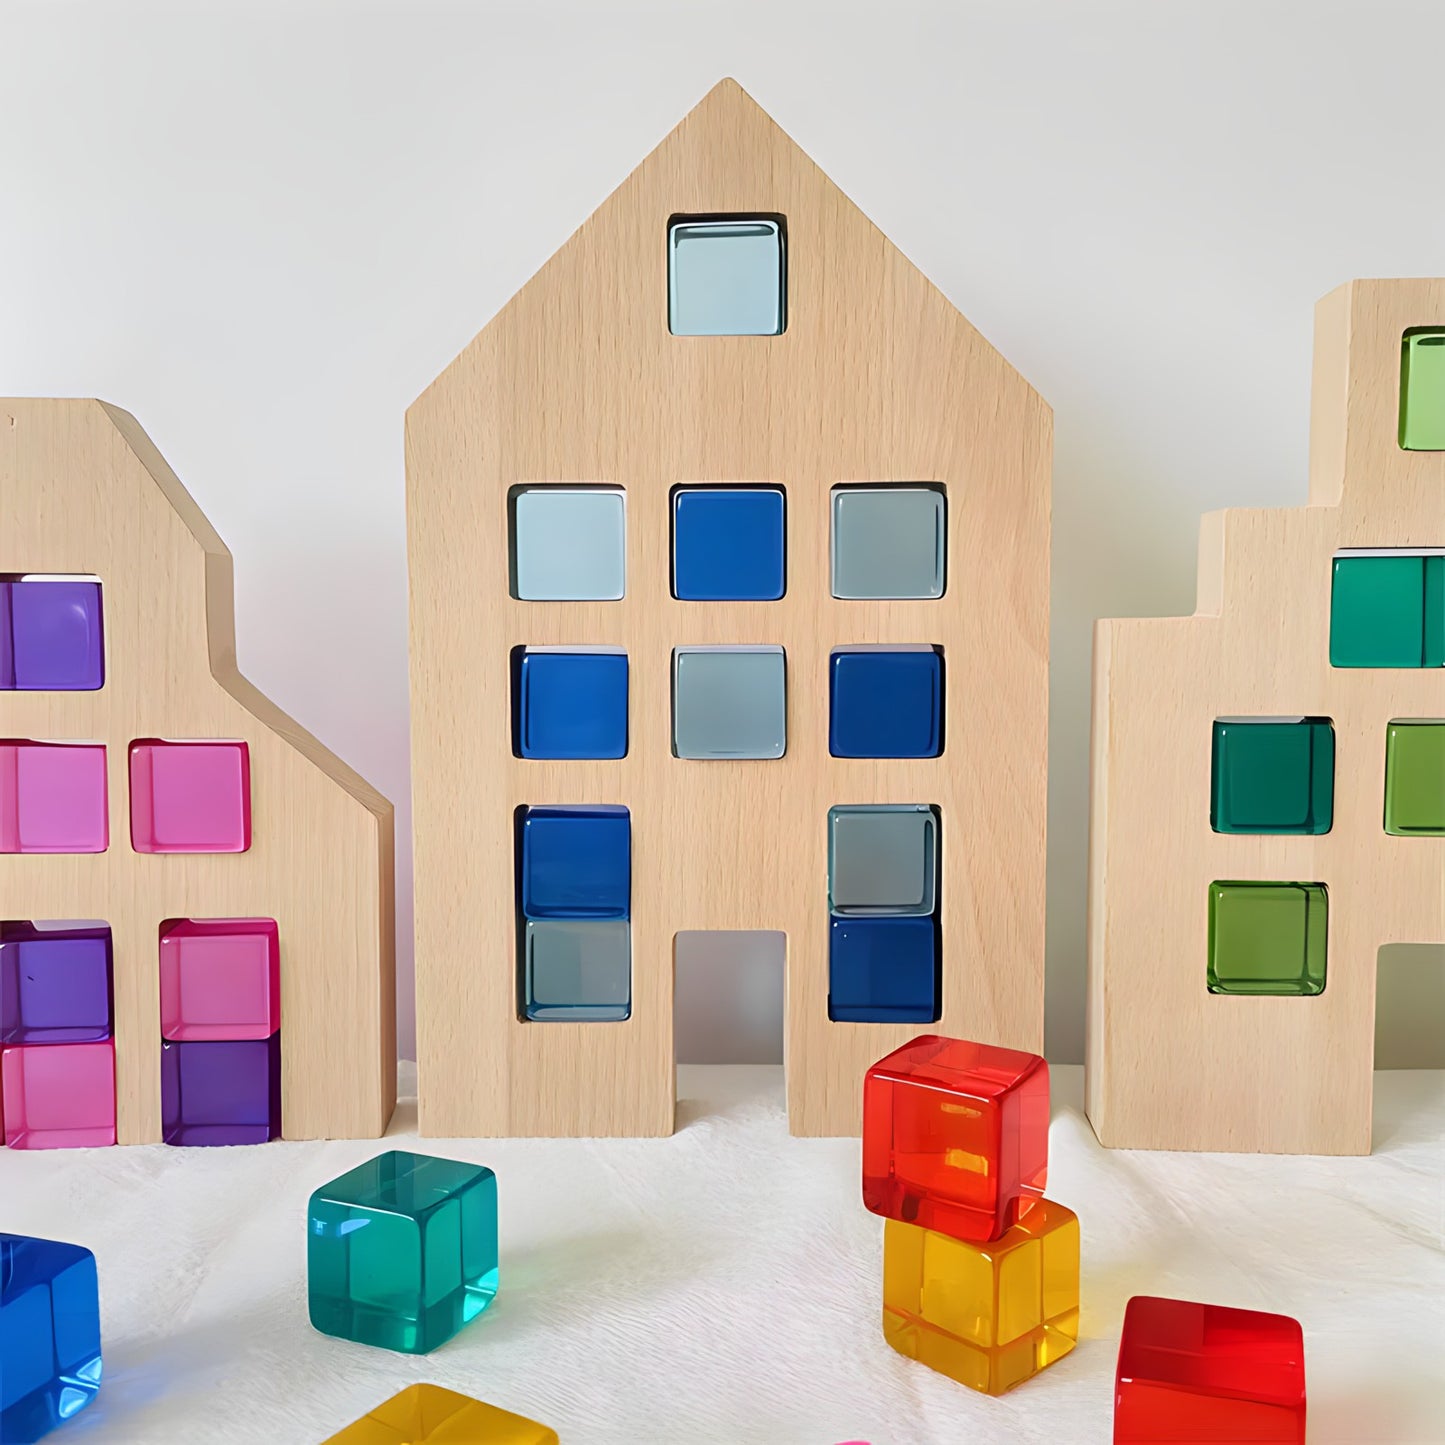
[1,1041,115,1148]
[0,742,108,854]
[159,918,279,1041]
[0,922,112,1044]
[0,577,105,691]
[129,741,251,853]
[161,1034,281,1146]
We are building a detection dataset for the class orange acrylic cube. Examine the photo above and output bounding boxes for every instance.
[321,1384,558,1445]
[882,1198,1080,1396]
[863,1034,1049,1243]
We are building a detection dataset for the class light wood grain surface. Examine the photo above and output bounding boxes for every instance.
[407,79,1051,1137]
[1087,279,1445,1155]
[0,400,395,1143]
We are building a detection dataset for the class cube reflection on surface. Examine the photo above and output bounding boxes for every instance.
[308,1151,499,1355]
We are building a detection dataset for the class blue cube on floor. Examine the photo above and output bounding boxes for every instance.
[828,915,938,1022]
[1,1234,101,1442]
[518,806,630,919]
[512,649,628,760]
[830,647,942,758]
[308,1150,499,1355]
[672,487,786,601]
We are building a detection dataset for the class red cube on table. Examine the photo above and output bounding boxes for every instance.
[862,1034,1049,1243]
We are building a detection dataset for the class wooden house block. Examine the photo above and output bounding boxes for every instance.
[0,400,395,1145]
[1087,279,1445,1155]
[406,79,1051,1138]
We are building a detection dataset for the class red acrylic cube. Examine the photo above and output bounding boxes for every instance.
[862,1034,1048,1243]
[1114,1295,1306,1444]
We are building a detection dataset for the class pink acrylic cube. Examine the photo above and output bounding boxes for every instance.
[160,918,279,1041]
[129,740,251,853]
[1,1041,115,1148]
[0,742,108,854]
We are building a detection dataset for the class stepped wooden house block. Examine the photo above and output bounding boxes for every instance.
[1088,279,1445,1155]
[406,80,1051,1138]
[0,400,395,1146]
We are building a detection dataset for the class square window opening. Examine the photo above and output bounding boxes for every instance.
[668,215,786,337]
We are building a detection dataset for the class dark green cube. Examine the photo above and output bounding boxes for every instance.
[1211,718,1333,834]
[1330,553,1445,668]
[1208,881,1327,996]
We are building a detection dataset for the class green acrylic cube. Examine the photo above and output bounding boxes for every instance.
[1384,720,1445,836]
[1400,329,1445,451]
[1208,882,1327,997]
[307,1150,498,1354]
[1329,552,1445,668]
[1211,718,1334,834]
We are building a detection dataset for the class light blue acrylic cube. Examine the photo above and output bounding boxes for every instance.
[672,646,786,759]
[509,487,626,601]
[668,218,785,336]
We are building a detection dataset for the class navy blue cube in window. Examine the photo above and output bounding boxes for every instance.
[672,487,785,601]
[828,915,938,1023]
[519,806,630,919]
[829,647,942,758]
[512,649,628,760]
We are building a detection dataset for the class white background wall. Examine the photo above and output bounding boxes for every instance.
[2,0,1441,1065]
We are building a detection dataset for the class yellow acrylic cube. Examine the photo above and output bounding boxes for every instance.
[882,1197,1080,1395]
[321,1384,559,1445]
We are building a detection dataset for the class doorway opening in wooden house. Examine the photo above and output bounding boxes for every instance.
[673,930,785,1127]
[1373,943,1445,1147]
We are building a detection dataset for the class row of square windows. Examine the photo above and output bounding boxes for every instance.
[1213,717,1443,836]
[0,918,282,1148]
[514,645,943,760]
[0,740,250,853]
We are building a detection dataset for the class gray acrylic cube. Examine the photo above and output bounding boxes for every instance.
[831,486,946,599]
[524,920,631,1021]
[668,218,785,336]
[673,646,786,759]
[510,487,626,601]
[828,805,937,915]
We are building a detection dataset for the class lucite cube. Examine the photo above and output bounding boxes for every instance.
[1400,328,1445,451]
[668,217,785,337]
[883,1201,1079,1396]
[518,805,630,920]
[830,647,942,759]
[129,740,251,853]
[671,487,786,601]
[1207,882,1327,996]
[524,919,631,1021]
[0,923,112,1045]
[159,918,280,1041]
[322,1384,558,1445]
[828,916,938,1023]
[1,1041,115,1149]
[0,578,105,691]
[831,486,946,600]
[161,1034,281,1145]
[672,646,787,760]
[1384,720,1445,836]
[1329,552,1445,668]
[863,1035,1049,1243]
[509,486,626,601]
[0,1234,102,1442]
[1210,718,1333,834]
[0,742,108,854]
[1114,1295,1306,1444]
[512,648,628,760]
[828,805,937,916]
[308,1150,499,1355]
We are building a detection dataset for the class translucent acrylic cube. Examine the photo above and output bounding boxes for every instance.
[321,1384,558,1445]
[882,1200,1079,1396]
[1,1233,102,1442]
[308,1150,498,1354]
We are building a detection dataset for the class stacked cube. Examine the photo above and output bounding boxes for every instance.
[862,1034,1078,1396]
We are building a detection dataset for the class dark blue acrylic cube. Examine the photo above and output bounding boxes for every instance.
[1,1233,102,1442]
[161,1034,282,1146]
[828,915,939,1023]
[672,487,785,601]
[519,806,631,919]
[829,647,942,759]
[512,649,628,760]
[0,923,113,1045]
[0,579,105,692]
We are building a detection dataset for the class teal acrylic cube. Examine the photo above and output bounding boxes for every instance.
[308,1150,498,1355]
[1211,718,1334,835]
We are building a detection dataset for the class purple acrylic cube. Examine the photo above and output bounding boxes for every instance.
[0,922,113,1045]
[0,578,105,691]
[160,1034,281,1146]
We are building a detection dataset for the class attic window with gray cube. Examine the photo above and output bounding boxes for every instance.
[668,216,786,336]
